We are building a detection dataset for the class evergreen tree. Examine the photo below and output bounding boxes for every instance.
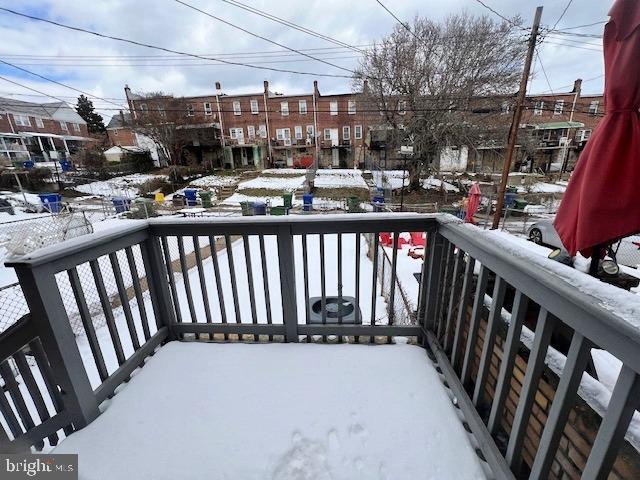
[75,95,106,134]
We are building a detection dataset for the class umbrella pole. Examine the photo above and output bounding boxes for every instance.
[589,245,602,276]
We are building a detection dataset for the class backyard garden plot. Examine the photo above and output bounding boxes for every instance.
[222,173,307,206]
[188,173,240,188]
[423,178,459,193]
[53,342,488,480]
[74,174,167,198]
[313,169,368,189]
[372,170,408,190]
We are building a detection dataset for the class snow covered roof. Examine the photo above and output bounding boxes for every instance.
[0,97,86,124]
[106,112,132,129]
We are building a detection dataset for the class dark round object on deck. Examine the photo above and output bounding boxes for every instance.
[311,298,355,319]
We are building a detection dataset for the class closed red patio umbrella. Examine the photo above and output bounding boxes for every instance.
[554,0,640,257]
[465,182,482,224]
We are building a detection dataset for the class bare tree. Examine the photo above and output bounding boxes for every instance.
[355,12,526,189]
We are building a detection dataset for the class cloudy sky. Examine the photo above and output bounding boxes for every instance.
[0,0,610,121]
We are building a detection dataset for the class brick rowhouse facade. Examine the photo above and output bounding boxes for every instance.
[122,78,603,172]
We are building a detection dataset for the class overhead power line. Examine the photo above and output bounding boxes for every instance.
[549,0,574,32]
[0,75,68,104]
[217,0,365,53]
[473,0,523,28]
[0,7,353,78]
[541,40,602,52]
[535,51,554,94]
[553,20,607,31]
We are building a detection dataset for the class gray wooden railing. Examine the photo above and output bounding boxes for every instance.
[0,213,639,480]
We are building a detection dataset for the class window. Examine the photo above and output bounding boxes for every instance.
[578,129,592,142]
[73,123,80,132]
[348,100,356,114]
[139,103,148,113]
[589,100,599,115]
[258,124,267,138]
[324,128,331,140]
[342,126,350,140]
[398,100,407,115]
[113,129,118,136]
[233,101,241,115]
[542,130,552,141]
[501,102,511,115]
[306,125,314,137]
[35,117,44,128]
[276,128,291,140]
[204,102,212,115]
[157,104,165,117]
[229,127,243,139]
[330,101,338,116]
[299,100,307,114]
[280,101,289,116]
[59,121,68,131]
[186,104,194,117]
[250,99,259,114]
[13,114,30,127]
[294,125,303,140]
[354,125,362,139]
[554,100,564,115]
[533,100,544,116]
[247,125,256,139]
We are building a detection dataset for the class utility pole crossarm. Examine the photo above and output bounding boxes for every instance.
[491,6,543,230]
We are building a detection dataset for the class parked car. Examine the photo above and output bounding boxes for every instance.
[527,219,640,268]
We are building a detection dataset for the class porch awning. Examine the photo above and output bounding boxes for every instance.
[62,135,94,141]
[534,121,585,130]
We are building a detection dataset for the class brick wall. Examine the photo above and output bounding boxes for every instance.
[107,127,137,147]
[453,298,640,480]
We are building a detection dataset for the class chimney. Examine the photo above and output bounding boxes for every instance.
[264,80,270,95]
[313,80,320,97]
[572,78,582,94]
[362,79,369,94]
[215,81,222,92]
[119,110,125,126]
[124,84,131,99]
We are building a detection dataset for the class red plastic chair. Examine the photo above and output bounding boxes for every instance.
[379,232,392,246]
[410,231,426,247]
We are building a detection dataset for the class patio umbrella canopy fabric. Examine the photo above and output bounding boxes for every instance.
[554,0,640,256]
[465,182,481,223]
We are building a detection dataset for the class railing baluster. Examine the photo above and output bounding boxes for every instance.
[319,233,327,341]
[582,365,640,480]
[259,235,273,341]
[0,378,22,439]
[530,332,593,479]
[443,249,464,352]
[460,265,489,387]
[451,256,475,369]
[160,236,183,324]
[337,233,343,333]
[90,259,125,366]
[14,350,58,446]
[243,235,259,341]
[473,275,507,406]
[193,236,213,339]
[301,234,311,342]
[488,290,528,434]
[109,252,140,351]
[209,235,228,340]
[142,236,178,338]
[506,308,557,472]
[177,236,197,325]
[276,225,298,342]
[125,247,151,341]
[436,241,455,338]
[370,233,380,342]
[225,235,242,331]
[424,234,445,333]
[67,267,108,382]
[0,361,39,448]
[354,232,361,342]
[388,232,399,331]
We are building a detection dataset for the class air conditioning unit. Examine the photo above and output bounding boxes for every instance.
[284,138,292,147]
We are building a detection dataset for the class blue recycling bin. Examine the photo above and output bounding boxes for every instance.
[253,201,267,215]
[59,160,71,172]
[504,192,517,208]
[184,188,198,206]
[303,193,313,211]
[112,197,131,214]
[38,193,62,214]
[22,160,34,170]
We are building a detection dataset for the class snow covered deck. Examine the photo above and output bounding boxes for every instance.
[54,342,487,479]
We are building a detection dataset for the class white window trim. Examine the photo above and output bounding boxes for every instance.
[276,128,291,141]
[14,114,31,127]
[398,100,407,115]
[342,126,351,140]
[204,102,212,115]
[348,100,356,115]
[330,101,338,116]
[258,124,267,138]
[35,117,44,128]
[554,100,564,115]
[324,128,331,140]
[233,101,242,116]
[281,101,289,116]
[59,121,68,131]
[294,126,303,139]
[73,123,81,132]
[534,101,544,116]
[299,100,307,114]
[354,125,362,139]
[250,99,259,114]
[186,104,194,117]
[306,125,314,136]
[247,125,256,139]
[589,101,599,115]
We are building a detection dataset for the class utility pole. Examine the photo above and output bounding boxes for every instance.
[492,6,543,229]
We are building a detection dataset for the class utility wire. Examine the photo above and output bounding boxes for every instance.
[217,0,365,53]
[0,7,353,78]
[550,0,574,32]
[541,40,602,52]
[0,75,68,104]
[535,51,554,94]
[553,20,606,31]
[172,0,356,75]
[473,0,522,28]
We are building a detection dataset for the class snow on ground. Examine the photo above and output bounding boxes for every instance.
[262,168,304,176]
[223,192,302,207]
[423,178,459,192]
[384,244,422,310]
[372,170,408,190]
[54,342,487,480]
[188,174,240,188]
[75,174,167,198]
[527,182,566,194]
[314,169,368,189]
[237,174,306,191]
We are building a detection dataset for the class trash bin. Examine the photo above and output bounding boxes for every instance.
[270,206,287,216]
[514,198,529,210]
[303,193,313,212]
[38,193,62,214]
[283,192,293,208]
[154,192,165,203]
[347,196,360,213]
[184,188,198,206]
[199,190,213,208]
[240,201,254,216]
[504,192,517,208]
[172,194,186,207]
[253,201,267,215]
[134,198,155,218]
[112,196,132,214]
[22,160,34,170]
[59,160,71,172]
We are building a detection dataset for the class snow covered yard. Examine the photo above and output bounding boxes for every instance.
[314,169,368,189]
[74,174,167,198]
[189,173,240,188]
[54,342,488,480]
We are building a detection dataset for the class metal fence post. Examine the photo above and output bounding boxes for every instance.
[14,265,99,429]
[277,225,299,342]
[141,235,178,340]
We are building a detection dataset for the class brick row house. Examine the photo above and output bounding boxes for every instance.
[113,78,603,173]
[0,97,92,166]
